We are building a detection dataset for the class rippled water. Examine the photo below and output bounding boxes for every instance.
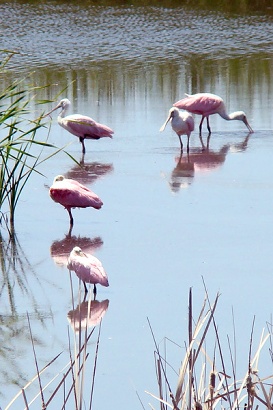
[2,2,273,71]
[1,1,273,409]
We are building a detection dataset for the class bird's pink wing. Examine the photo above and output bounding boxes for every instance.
[50,180,103,209]
[87,254,109,286]
[174,94,222,115]
[68,254,109,286]
[64,115,114,138]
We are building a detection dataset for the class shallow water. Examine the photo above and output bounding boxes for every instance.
[1,1,273,409]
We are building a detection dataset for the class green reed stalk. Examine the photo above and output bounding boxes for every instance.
[0,51,68,232]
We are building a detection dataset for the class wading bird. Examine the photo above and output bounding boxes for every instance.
[67,246,109,295]
[45,98,114,153]
[49,175,103,227]
[173,93,253,136]
[160,107,194,152]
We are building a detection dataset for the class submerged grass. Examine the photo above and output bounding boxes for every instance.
[146,286,273,410]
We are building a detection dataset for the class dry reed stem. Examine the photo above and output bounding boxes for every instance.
[27,312,46,409]
[5,351,63,409]
[21,388,29,409]
[175,292,220,405]
[147,317,179,410]
[148,287,273,410]
[88,320,102,410]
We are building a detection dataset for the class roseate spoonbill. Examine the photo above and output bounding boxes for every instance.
[160,107,194,152]
[173,93,253,136]
[45,98,114,153]
[49,175,103,227]
[67,246,109,295]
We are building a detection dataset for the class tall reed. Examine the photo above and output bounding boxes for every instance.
[0,51,65,233]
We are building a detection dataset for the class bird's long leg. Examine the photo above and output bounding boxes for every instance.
[206,117,211,134]
[93,284,97,299]
[83,281,88,294]
[206,134,211,149]
[199,116,205,136]
[79,137,86,154]
[187,135,190,153]
[67,208,74,226]
[66,224,73,238]
[178,135,183,152]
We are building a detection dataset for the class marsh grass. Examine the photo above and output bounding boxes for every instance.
[146,287,273,410]
[0,50,74,233]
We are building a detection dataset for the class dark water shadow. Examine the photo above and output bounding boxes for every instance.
[169,133,251,192]
[67,298,109,332]
[50,234,103,268]
[65,154,114,185]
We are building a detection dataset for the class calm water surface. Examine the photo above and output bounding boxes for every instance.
[1,1,273,409]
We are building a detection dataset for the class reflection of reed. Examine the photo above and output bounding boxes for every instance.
[50,235,103,267]
[68,298,109,332]
[0,231,47,315]
[65,155,114,185]
[0,230,51,389]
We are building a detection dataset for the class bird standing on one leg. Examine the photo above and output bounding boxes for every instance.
[44,98,114,153]
[67,246,109,296]
[173,93,253,136]
[49,175,103,227]
[160,107,194,152]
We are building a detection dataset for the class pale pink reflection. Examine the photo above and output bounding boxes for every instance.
[65,156,114,185]
[50,235,103,268]
[169,133,251,192]
[67,299,109,332]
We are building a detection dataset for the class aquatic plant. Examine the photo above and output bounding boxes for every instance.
[0,50,67,233]
[146,287,273,410]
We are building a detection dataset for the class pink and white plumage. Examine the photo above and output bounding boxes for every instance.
[45,98,114,153]
[173,93,253,136]
[160,107,194,152]
[49,175,103,226]
[67,246,109,295]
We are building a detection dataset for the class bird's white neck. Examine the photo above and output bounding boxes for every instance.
[59,106,69,118]
[218,106,243,121]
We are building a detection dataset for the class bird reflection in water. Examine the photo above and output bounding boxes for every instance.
[169,152,195,192]
[65,155,114,186]
[50,235,103,268]
[169,133,251,193]
[67,298,109,332]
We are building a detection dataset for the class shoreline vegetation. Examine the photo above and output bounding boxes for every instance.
[0,51,74,233]
[146,287,273,410]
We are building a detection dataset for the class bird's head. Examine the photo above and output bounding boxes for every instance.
[57,98,71,110]
[160,107,180,132]
[43,98,71,118]
[169,107,180,118]
[73,246,83,255]
[231,111,253,133]
[53,175,65,183]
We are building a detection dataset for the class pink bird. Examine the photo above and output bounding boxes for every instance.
[173,93,253,136]
[67,246,109,295]
[49,175,103,227]
[45,98,114,153]
[160,107,194,152]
